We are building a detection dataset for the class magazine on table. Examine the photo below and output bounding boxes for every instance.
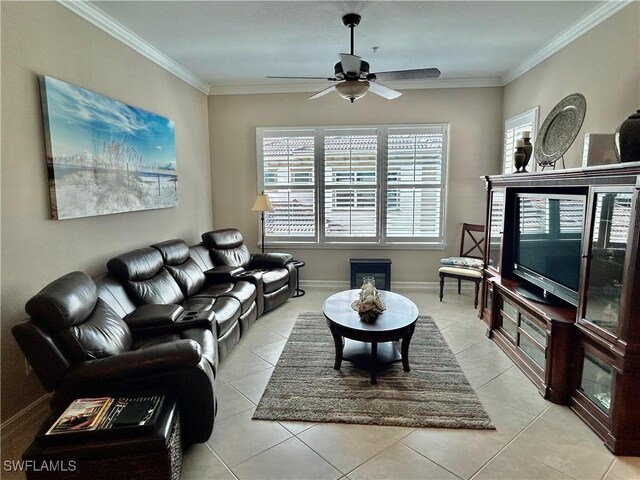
[46,397,113,435]
[45,395,163,435]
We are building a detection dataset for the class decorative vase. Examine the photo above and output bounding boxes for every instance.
[618,110,640,163]
[521,132,533,172]
[513,147,525,173]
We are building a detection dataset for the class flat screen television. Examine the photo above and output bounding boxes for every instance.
[513,192,586,306]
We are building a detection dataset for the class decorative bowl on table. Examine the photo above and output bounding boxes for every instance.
[351,277,386,322]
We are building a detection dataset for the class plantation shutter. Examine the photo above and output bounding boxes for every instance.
[260,130,316,241]
[385,126,446,241]
[323,130,378,240]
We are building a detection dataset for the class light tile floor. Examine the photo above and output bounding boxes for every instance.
[4,287,640,480]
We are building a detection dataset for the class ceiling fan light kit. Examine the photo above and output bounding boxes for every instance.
[267,13,440,103]
[336,80,369,103]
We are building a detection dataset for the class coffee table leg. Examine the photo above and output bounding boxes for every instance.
[401,324,416,372]
[370,341,378,384]
[330,326,343,370]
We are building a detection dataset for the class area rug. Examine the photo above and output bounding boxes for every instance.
[253,312,494,429]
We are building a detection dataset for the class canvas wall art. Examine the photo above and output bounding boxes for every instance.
[39,76,177,220]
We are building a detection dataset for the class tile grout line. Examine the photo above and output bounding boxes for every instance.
[397,441,465,480]
[467,403,566,480]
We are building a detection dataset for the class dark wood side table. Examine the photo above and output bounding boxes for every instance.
[291,260,305,297]
[322,289,418,384]
[21,396,181,480]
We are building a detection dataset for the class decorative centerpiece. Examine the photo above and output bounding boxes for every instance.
[351,277,386,322]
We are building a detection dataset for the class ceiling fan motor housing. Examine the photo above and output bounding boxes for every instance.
[334,60,370,79]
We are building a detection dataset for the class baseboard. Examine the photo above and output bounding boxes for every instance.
[1,394,50,442]
[300,280,475,292]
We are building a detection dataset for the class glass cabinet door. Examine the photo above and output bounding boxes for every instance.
[488,190,505,272]
[579,350,613,415]
[583,191,633,336]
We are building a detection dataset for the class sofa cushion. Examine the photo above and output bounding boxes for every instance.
[96,274,137,318]
[25,271,98,331]
[62,299,132,362]
[189,244,215,271]
[202,229,251,268]
[261,268,290,294]
[210,296,241,337]
[165,260,207,298]
[108,248,185,305]
[222,281,256,315]
[152,240,208,297]
[107,247,164,281]
[152,239,190,265]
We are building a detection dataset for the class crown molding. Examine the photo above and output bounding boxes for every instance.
[209,77,503,96]
[502,0,634,85]
[57,0,211,94]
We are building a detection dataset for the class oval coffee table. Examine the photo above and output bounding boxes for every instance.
[322,289,419,384]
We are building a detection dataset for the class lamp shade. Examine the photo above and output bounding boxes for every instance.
[336,80,369,103]
[251,193,274,212]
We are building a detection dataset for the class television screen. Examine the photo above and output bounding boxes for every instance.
[514,193,586,305]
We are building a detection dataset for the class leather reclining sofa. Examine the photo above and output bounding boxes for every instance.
[12,228,296,445]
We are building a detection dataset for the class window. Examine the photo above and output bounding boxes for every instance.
[256,124,448,246]
[503,107,539,174]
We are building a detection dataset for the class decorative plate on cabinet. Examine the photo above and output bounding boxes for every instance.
[534,93,586,168]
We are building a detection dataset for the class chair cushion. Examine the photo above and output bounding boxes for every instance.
[438,266,483,278]
[439,256,483,270]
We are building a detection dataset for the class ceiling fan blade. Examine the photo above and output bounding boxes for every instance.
[373,68,441,81]
[339,53,362,76]
[266,76,338,81]
[368,82,402,100]
[309,85,337,100]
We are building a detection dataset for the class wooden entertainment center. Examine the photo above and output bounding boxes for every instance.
[480,163,640,455]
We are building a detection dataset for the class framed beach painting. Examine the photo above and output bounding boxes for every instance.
[39,76,177,220]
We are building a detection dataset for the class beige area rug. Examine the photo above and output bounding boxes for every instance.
[253,312,494,429]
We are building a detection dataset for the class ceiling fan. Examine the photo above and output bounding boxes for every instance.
[267,13,441,103]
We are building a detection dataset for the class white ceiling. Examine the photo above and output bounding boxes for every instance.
[84,1,620,94]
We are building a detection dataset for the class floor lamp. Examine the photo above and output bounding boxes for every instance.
[251,192,274,254]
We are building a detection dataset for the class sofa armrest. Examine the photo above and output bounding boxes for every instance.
[250,253,293,269]
[204,266,245,283]
[124,304,184,329]
[63,339,202,385]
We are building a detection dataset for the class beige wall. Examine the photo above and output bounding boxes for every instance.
[504,2,640,169]
[0,2,212,421]
[209,88,504,284]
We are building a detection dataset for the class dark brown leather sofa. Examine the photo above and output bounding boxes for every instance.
[12,271,216,445]
[12,229,297,445]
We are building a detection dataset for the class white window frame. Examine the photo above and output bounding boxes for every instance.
[503,107,539,174]
[256,124,449,248]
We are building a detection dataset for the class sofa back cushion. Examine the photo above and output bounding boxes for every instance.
[62,299,133,362]
[96,274,138,318]
[152,239,206,297]
[201,229,251,268]
[190,244,215,271]
[107,247,185,305]
[24,271,132,363]
[25,271,99,332]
